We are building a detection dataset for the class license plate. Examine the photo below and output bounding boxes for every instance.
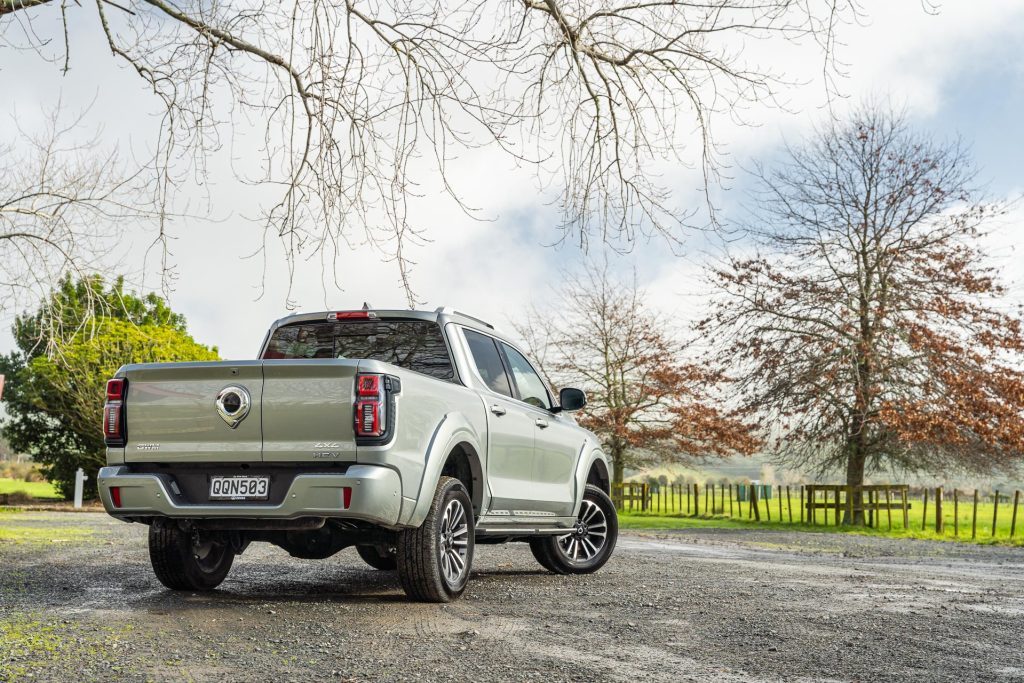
[209,476,270,501]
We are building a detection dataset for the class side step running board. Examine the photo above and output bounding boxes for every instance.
[476,526,570,537]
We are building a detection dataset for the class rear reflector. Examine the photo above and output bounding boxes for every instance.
[110,486,122,508]
[342,486,352,509]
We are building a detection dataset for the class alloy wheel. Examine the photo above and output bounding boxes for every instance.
[438,498,470,587]
[557,499,608,563]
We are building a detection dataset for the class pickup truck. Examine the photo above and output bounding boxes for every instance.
[97,307,617,602]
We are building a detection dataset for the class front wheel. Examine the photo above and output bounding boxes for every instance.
[396,476,475,602]
[530,484,618,575]
[149,522,234,591]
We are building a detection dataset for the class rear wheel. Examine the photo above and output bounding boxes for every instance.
[397,476,475,602]
[149,522,234,591]
[356,544,397,571]
[529,485,617,575]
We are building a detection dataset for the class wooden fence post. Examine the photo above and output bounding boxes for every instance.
[729,484,734,517]
[845,486,854,526]
[777,485,783,521]
[885,487,893,531]
[787,486,793,523]
[694,483,700,517]
[869,489,875,528]
[953,489,959,538]
[922,489,929,531]
[901,487,909,530]
[1010,490,1020,539]
[935,486,944,534]
[972,489,979,540]
[1011,490,1020,539]
[751,484,761,521]
[765,485,772,521]
[992,490,1000,539]
[834,487,841,527]
[800,486,806,524]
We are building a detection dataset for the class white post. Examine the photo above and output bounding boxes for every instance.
[74,468,88,508]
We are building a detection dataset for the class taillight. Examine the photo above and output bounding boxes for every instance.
[106,379,125,400]
[110,486,122,508]
[354,373,386,438]
[328,311,377,320]
[103,378,127,446]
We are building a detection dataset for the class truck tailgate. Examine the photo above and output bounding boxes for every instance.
[123,361,263,463]
[261,360,358,462]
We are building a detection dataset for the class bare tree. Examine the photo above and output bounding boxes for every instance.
[1,0,864,303]
[515,261,759,487]
[701,103,1024,523]
[1,105,159,355]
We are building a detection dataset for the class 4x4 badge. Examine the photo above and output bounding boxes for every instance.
[215,385,251,429]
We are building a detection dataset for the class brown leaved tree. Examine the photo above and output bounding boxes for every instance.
[702,104,1024,523]
[515,261,759,487]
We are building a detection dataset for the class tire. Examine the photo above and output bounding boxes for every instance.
[148,522,234,591]
[356,544,397,571]
[396,476,475,602]
[529,484,618,575]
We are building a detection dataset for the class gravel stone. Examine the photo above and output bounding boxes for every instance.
[1,512,1023,681]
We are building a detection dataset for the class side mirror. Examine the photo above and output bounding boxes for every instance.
[558,387,587,412]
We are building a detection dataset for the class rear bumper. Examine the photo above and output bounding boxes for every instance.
[97,464,403,527]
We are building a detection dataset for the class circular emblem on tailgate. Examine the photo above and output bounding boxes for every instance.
[216,385,251,429]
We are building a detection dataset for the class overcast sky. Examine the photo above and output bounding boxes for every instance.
[2,1,1023,361]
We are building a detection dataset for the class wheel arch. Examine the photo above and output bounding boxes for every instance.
[572,444,612,517]
[586,457,610,494]
[402,413,486,528]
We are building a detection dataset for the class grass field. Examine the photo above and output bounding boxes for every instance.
[0,478,61,500]
[618,486,1024,546]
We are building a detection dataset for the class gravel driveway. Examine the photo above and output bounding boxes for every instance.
[2,512,1023,682]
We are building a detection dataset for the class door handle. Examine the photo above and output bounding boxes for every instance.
[535,418,549,429]
[490,405,507,416]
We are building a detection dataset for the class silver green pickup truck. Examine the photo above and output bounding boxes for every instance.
[98,307,616,602]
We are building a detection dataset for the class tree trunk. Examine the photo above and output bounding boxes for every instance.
[844,446,866,525]
[611,453,625,489]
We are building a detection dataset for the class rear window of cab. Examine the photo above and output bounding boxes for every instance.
[262,319,455,381]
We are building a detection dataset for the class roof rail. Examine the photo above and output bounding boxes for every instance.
[435,306,494,330]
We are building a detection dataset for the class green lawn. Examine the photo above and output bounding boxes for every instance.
[0,478,61,500]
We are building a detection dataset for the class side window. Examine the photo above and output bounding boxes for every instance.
[464,330,513,397]
[499,343,551,410]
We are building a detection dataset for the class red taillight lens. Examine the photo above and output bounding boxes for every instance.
[103,377,127,446]
[103,403,122,438]
[355,401,380,436]
[354,373,386,438]
[342,486,352,509]
[328,311,377,320]
[106,378,125,400]
[357,374,380,397]
[110,486,122,508]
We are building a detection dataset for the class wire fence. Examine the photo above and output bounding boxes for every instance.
[611,482,1024,541]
